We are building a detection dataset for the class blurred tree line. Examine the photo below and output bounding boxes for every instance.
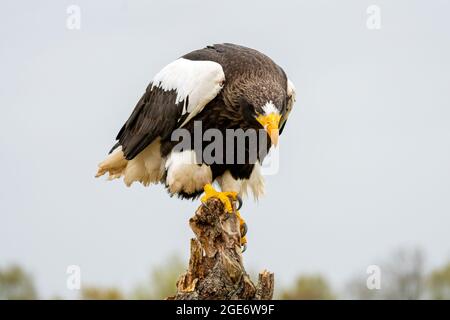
[0,265,37,299]
[2,248,450,300]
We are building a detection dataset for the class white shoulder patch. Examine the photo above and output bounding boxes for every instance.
[151,58,225,127]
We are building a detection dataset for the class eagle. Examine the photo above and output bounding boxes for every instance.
[96,43,296,250]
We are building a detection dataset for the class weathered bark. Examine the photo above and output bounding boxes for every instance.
[168,197,274,300]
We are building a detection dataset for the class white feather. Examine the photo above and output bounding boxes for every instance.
[217,163,265,200]
[281,79,296,127]
[287,79,296,101]
[151,58,225,127]
[217,170,242,194]
[165,150,212,194]
[241,162,265,200]
[262,101,279,115]
[123,138,165,186]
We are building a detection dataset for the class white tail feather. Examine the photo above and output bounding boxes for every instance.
[95,139,165,187]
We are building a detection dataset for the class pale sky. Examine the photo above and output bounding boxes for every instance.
[1,0,450,298]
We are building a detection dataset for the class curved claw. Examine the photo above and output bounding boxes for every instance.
[240,222,248,238]
[236,195,243,211]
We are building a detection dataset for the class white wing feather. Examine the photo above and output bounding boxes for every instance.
[151,58,225,127]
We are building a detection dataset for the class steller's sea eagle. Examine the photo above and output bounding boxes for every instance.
[96,43,296,250]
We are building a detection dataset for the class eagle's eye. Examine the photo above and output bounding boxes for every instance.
[239,98,257,120]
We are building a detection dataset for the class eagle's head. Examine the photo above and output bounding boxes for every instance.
[239,96,284,147]
[235,76,287,146]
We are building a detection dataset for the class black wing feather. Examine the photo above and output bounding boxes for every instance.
[116,84,184,160]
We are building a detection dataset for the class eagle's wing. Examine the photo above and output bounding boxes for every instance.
[279,79,296,135]
[115,58,225,160]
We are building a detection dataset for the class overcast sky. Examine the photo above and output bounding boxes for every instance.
[1,0,450,298]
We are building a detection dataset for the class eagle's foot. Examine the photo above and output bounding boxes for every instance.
[236,210,248,252]
[201,184,237,213]
[201,184,248,251]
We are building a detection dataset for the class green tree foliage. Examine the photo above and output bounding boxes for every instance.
[0,265,37,300]
[279,274,335,300]
[428,262,450,299]
[80,287,124,300]
[78,255,185,300]
[383,248,425,299]
[346,248,426,300]
[5,249,450,300]
[131,255,186,299]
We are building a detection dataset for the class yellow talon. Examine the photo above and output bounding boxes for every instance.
[235,210,244,226]
[201,184,248,250]
[236,210,248,247]
[201,184,237,213]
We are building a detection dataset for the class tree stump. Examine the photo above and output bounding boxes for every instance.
[169,197,274,300]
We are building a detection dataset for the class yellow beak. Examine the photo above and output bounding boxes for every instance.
[256,113,281,146]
